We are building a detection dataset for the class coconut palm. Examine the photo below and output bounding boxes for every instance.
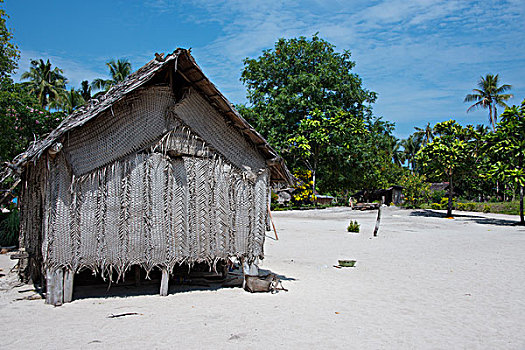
[389,138,405,166]
[401,134,422,170]
[21,59,67,108]
[464,74,513,130]
[59,88,85,114]
[92,59,132,93]
[414,123,433,146]
[80,80,92,102]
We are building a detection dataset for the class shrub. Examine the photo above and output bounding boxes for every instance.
[431,190,446,204]
[0,209,19,247]
[291,169,316,205]
[440,196,456,209]
[399,173,430,208]
[347,220,360,233]
[457,203,476,211]
[431,203,442,210]
[483,204,491,213]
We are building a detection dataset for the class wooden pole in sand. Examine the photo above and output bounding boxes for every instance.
[46,268,64,306]
[268,203,279,240]
[373,206,382,237]
[160,268,169,296]
[63,269,74,303]
[373,196,385,237]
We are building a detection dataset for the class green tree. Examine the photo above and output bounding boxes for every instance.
[0,0,19,78]
[401,134,422,171]
[399,172,430,208]
[80,80,91,102]
[240,34,376,155]
[464,74,513,130]
[417,120,477,217]
[0,80,65,162]
[59,88,85,114]
[318,116,404,192]
[92,58,132,93]
[239,35,378,192]
[389,138,405,167]
[414,122,433,146]
[483,100,525,224]
[287,109,365,191]
[20,59,67,108]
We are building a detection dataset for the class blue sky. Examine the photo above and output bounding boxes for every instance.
[5,0,525,138]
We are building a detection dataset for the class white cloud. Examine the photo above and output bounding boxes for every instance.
[176,0,524,136]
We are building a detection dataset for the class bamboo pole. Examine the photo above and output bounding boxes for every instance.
[267,203,279,240]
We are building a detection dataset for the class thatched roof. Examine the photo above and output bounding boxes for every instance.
[1,49,292,185]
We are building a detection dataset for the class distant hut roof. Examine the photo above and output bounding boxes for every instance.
[430,182,449,192]
[1,48,292,185]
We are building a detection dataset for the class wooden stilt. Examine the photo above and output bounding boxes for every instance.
[160,268,169,296]
[63,269,74,303]
[46,269,64,306]
[267,203,279,240]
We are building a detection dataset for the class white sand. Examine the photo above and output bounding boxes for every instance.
[1,207,525,349]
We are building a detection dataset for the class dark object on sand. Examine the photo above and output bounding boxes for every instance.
[244,274,288,293]
[353,202,380,211]
[337,260,357,267]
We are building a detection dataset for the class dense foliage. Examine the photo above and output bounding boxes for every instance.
[399,173,430,208]
[0,0,18,79]
[0,79,65,162]
[482,100,525,223]
[239,35,402,193]
[416,121,479,216]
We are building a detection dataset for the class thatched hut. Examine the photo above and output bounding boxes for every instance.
[2,49,292,305]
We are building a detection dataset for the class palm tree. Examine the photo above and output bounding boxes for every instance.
[475,124,489,136]
[389,138,405,166]
[401,134,422,170]
[92,59,132,93]
[59,88,85,114]
[414,123,433,146]
[464,74,513,130]
[80,80,92,102]
[21,59,67,108]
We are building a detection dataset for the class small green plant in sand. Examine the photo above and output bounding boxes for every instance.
[347,220,360,233]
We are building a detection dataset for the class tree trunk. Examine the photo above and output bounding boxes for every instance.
[447,175,453,217]
[494,105,498,127]
[520,186,525,225]
[519,156,524,225]
[490,104,495,131]
[312,169,316,194]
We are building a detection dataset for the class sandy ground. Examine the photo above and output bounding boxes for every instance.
[1,207,525,349]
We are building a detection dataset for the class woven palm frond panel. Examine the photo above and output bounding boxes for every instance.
[19,157,47,266]
[63,85,174,176]
[41,150,269,277]
[171,90,266,174]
